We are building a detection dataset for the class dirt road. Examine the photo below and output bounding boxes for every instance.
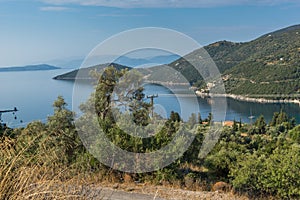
[84,185,248,200]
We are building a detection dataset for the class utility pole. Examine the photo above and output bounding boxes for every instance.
[146,94,158,118]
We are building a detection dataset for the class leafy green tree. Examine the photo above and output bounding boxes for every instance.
[198,113,202,124]
[48,96,74,131]
[187,113,197,129]
[46,96,80,164]
[230,152,266,195]
[254,115,267,134]
[270,110,290,127]
[288,125,300,143]
[239,118,242,131]
[128,87,151,126]
[163,111,181,137]
[232,120,239,132]
[206,112,213,124]
[87,66,151,127]
[79,67,155,156]
[205,140,246,177]
[182,126,205,165]
[91,66,123,123]
[231,146,300,199]
[259,146,300,199]
[270,112,279,126]
[170,111,181,123]
[276,110,288,125]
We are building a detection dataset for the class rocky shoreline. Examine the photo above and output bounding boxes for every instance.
[195,91,300,105]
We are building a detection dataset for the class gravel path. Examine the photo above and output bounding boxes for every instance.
[97,188,164,200]
[85,184,249,200]
[29,183,248,200]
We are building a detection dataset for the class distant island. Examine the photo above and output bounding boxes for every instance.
[0,64,60,72]
[52,54,180,80]
[53,63,130,80]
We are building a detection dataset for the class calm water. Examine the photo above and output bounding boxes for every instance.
[1,69,300,127]
[142,84,300,123]
[0,70,74,127]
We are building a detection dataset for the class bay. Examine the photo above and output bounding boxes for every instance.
[142,84,300,123]
[1,70,300,128]
[0,69,74,127]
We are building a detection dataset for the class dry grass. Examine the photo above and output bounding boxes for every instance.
[0,135,101,200]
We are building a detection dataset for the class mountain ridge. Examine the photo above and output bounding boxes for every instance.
[172,24,300,98]
[221,24,300,97]
[53,24,300,99]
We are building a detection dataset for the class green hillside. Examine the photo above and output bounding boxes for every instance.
[223,25,300,97]
[171,24,300,98]
[166,40,244,84]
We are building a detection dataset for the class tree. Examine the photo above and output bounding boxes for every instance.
[159,111,181,138]
[170,111,181,123]
[48,96,74,131]
[230,146,300,199]
[254,115,267,134]
[128,87,151,126]
[288,125,300,143]
[239,118,242,130]
[260,146,300,199]
[198,113,202,124]
[207,113,213,124]
[230,152,267,195]
[92,66,123,123]
[46,96,79,164]
[276,110,288,125]
[232,120,239,132]
[89,66,151,127]
[205,141,245,177]
[79,66,154,156]
[270,110,289,126]
[270,112,279,126]
[187,113,197,129]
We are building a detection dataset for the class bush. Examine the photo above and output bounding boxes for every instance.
[230,146,300,199]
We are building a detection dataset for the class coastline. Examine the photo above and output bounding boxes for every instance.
[195,91,300,105]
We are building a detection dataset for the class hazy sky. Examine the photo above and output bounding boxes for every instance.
[0,0,300,67]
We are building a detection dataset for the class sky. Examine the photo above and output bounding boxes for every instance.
[0,0,300,67]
